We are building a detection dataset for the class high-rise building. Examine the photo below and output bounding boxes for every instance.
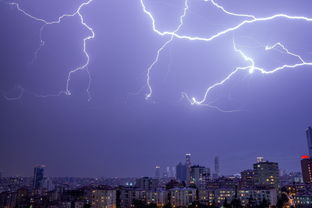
[155,166,160,179]
[185,153,191,168]
[176,162,187,182]
[171,166,176,178]
[300,155,312,183]
[253,160,279,189]
[240,169,254,188]
[166,166,171,178]
[306,127,312,157]
[33,165,45,189]
[162,171,168,178]
[189,165,210,188]
[214,156,220,178]
[185,153,192,183]
[135,177,159,190]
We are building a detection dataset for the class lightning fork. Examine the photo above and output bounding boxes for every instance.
[141,0,312,106]
[2,0,95,100]
[145,0,189,100]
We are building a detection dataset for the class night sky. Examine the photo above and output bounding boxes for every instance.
[1,0,312,177]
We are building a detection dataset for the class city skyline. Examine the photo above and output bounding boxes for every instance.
[0,152,308,178]
[0,122,310,177]
[0,153,308,207]
[1,0,312,178]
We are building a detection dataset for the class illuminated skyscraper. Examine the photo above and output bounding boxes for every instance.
[33,165,45,189]
[253,160,279,189]
[301,155,312,183]
[306,127,312,157]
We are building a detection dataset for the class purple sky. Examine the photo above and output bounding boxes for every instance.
[0,0,312,177]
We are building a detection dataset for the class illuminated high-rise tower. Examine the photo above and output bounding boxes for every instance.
[253,160,279,190]
[301,155,312,183]
[306,127,312,157]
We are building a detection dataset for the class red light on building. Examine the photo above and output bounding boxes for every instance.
[301,155,310,159]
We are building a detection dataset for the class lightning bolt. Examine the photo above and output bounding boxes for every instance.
[144,0,189,100]
[141,0,312,108]
[3,0,312,107]
[1,0,95,101]
[265,42,306,63]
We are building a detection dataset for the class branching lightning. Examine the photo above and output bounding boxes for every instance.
[145,0,189,100]
[2,0,312,109]
[1,0,95,100]
[141,0,312,108]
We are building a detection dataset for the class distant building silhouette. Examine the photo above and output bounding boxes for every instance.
[176,162,187,182]
[306,126,312,157]
[214,156,220,178]
[171,166,176,178]
[33,165,45,189]
[155,166,160,179]
[185,153,192,184]
[185,153,191,168]
[166,166,171,178]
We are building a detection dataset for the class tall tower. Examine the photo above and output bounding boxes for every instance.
[33,165,45,189]
[185,153,191,168]
[185,153,192,184]
[214,156,220,177]
[171,166,176,178]
[166,166,171,177]
[176,162,187,182]
[306,127,312,157]
[155,166,161,179]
